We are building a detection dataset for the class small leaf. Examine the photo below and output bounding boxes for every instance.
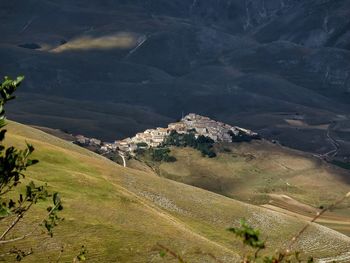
[77,255,86,261]
[159,251,166,258]
[0,204,11,217]
[26,143,34,153]
[53,192,61,206]
[8,199,16,209]
[0,129,6,140]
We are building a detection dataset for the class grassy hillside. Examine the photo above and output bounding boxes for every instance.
[133,141,350,235]
[2,122,350,262]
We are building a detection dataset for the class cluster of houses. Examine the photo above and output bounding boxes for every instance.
[73,114,259,156]
[114,114,258,155]
[75,135,102,148]
[74,135,117,152]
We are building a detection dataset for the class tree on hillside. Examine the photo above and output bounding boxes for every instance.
[163,131,217,158]
[151,147,176,162]
[0,76,63,261]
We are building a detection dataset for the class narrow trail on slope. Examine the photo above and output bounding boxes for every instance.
[126,35,147,57]
[320,122,340,160]
[118,151,126,167]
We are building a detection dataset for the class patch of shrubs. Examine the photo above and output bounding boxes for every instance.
[137,142,148,148]
[135,142,148,155]
[151,148,177,162]
[230,130,261,142]
[163,131,216,158]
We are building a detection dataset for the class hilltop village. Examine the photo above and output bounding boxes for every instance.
[74,114,259,156]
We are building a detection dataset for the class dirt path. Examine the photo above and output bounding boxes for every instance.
[118,151,126,167]
[126,35,147,57]
[321,122,340,159]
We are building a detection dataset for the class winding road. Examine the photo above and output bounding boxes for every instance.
[118,151,127,168]
[100,151,126,167]
[320,122,340,160]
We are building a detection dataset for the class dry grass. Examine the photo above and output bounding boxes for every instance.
[146,141,350,235]
[1,122,350,262]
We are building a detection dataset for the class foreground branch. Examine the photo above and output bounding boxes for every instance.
[0,203,59,245]
[0,201,34,241]
[285,192,350,253]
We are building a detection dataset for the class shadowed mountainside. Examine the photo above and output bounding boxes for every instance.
[1,0,350,159]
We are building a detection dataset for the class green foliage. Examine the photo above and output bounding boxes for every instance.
[230,130,261,143]
[134,142,149,156]
[10,248,33,262]
[228,220,314,263]
[0,76,63,261]
[195,135,217,158]
[0,76,24,129]
[43,193,64,237]
[74,245,88,262]
[163,155,177,162]
[159,250,166,258]
[228,219,265,249]
[135,147,146,155]
[0,143,40,216]
[164,131,216,158]
[136,142,148,148]
[150,148,176,162]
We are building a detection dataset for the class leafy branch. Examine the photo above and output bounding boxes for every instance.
[0,76,63,261]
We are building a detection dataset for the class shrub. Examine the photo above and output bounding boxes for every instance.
[151,148,176,162]
[164,132,217,158]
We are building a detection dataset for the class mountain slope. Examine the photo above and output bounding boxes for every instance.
[1,0,350,158]
[132,140,350,235]
[1,121,350,262]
